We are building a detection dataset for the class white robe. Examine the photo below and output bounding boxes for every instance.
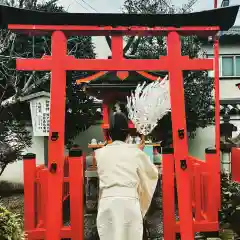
[95,141,158,240]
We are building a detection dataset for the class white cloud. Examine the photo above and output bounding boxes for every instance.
[58,0,240,58]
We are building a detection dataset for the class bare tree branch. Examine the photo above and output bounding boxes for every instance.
[105,36,112,50]
[0,3,88,110]
[123,36,135,54]
[23,73,50,95]
[1,73,50,107]
[0,31,16,55]
[22,71,36,92]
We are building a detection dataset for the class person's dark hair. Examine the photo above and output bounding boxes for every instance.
[109,112,129,141]
[223,114,230,123]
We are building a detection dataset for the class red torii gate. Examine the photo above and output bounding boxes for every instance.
[2,4,238,240]
[18,27,216,240]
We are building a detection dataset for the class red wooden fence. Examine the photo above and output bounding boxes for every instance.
[23,150,85,240]
[23,147,221,240]
[231,147,240,183]
[162,147,220,239]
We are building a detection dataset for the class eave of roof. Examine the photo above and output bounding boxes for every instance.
[19,91,50,102]
[0,5,238,31]
[76,71,161,85]
[221,26,240,36]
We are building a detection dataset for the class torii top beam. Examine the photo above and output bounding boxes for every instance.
[0,5,238,36]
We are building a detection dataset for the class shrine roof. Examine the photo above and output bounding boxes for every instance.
[221,26,240,36]
[19,91,50,102]
[0,5,238,31]
[79,72,161,100]
[76,71,162,85]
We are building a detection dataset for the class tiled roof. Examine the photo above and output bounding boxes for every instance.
[214,103,240,115]
[92,101,240,116]
[221,26,240,36]
[216,99,240,115]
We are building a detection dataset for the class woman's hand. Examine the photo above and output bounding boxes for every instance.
[138,135,145,150]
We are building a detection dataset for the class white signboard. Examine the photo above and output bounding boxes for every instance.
[30,97,50,136]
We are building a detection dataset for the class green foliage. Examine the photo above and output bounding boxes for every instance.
[0,181,24,196]
[123,0,214,144]
[220,173,240,229]
[0,204,24,240]
[0,120,32,175]
[122,0,174,14]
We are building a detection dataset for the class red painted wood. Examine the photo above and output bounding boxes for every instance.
[37,170,43,226]
[162,151,176,240]
[19,31,68,239]
[8,24,220,36]
[213,39,221,211]
[206,152,218,222]
[16,22,221,239]
[69,155,84,240]
[167,31,194,240]
[189,156,206,171]
[137,71,159,81]
[17,28,67,238]
[102,102,109,127]
[76,70,158,84]
[193,164,203,221]
[112,36,123,60]
[26,226,72,239]
[231,148,240,183]
[76,71,108,84]
[41,169,48,227]
[117,71,129,80]
[201,173,208,215]
[214,39,220,155]
[45,31,67,240]
[23,156,36,233]
[17,57,213,72]
[175,221,218,232]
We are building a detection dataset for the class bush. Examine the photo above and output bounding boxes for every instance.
[0,204,25,240]
[0,181,24,197]
[220,173,240,236]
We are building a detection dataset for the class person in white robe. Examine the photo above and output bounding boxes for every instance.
[95,112,158,240]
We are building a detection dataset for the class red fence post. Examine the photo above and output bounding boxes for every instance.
[231,147,240,183]
[40,169,48,228]
[23,153,36,235]
[69,147,84,240]
[193,164,202,221]
[36,169,42,227]
[206,148,219,222]
[162,147,175,240]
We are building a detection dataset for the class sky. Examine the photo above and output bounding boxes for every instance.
[57,0,240,58]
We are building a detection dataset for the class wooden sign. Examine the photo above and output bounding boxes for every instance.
[30,96,50,136]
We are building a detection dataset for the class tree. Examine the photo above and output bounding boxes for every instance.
[122,0,214,145]
[0,0,96,175]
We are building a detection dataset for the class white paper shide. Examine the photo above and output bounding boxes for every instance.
[127,76,171,136]
[30,97,50,136]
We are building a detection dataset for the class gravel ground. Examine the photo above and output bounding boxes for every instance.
[0,194,24,219]
[0,193,99,240]
[0,193,220,240]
